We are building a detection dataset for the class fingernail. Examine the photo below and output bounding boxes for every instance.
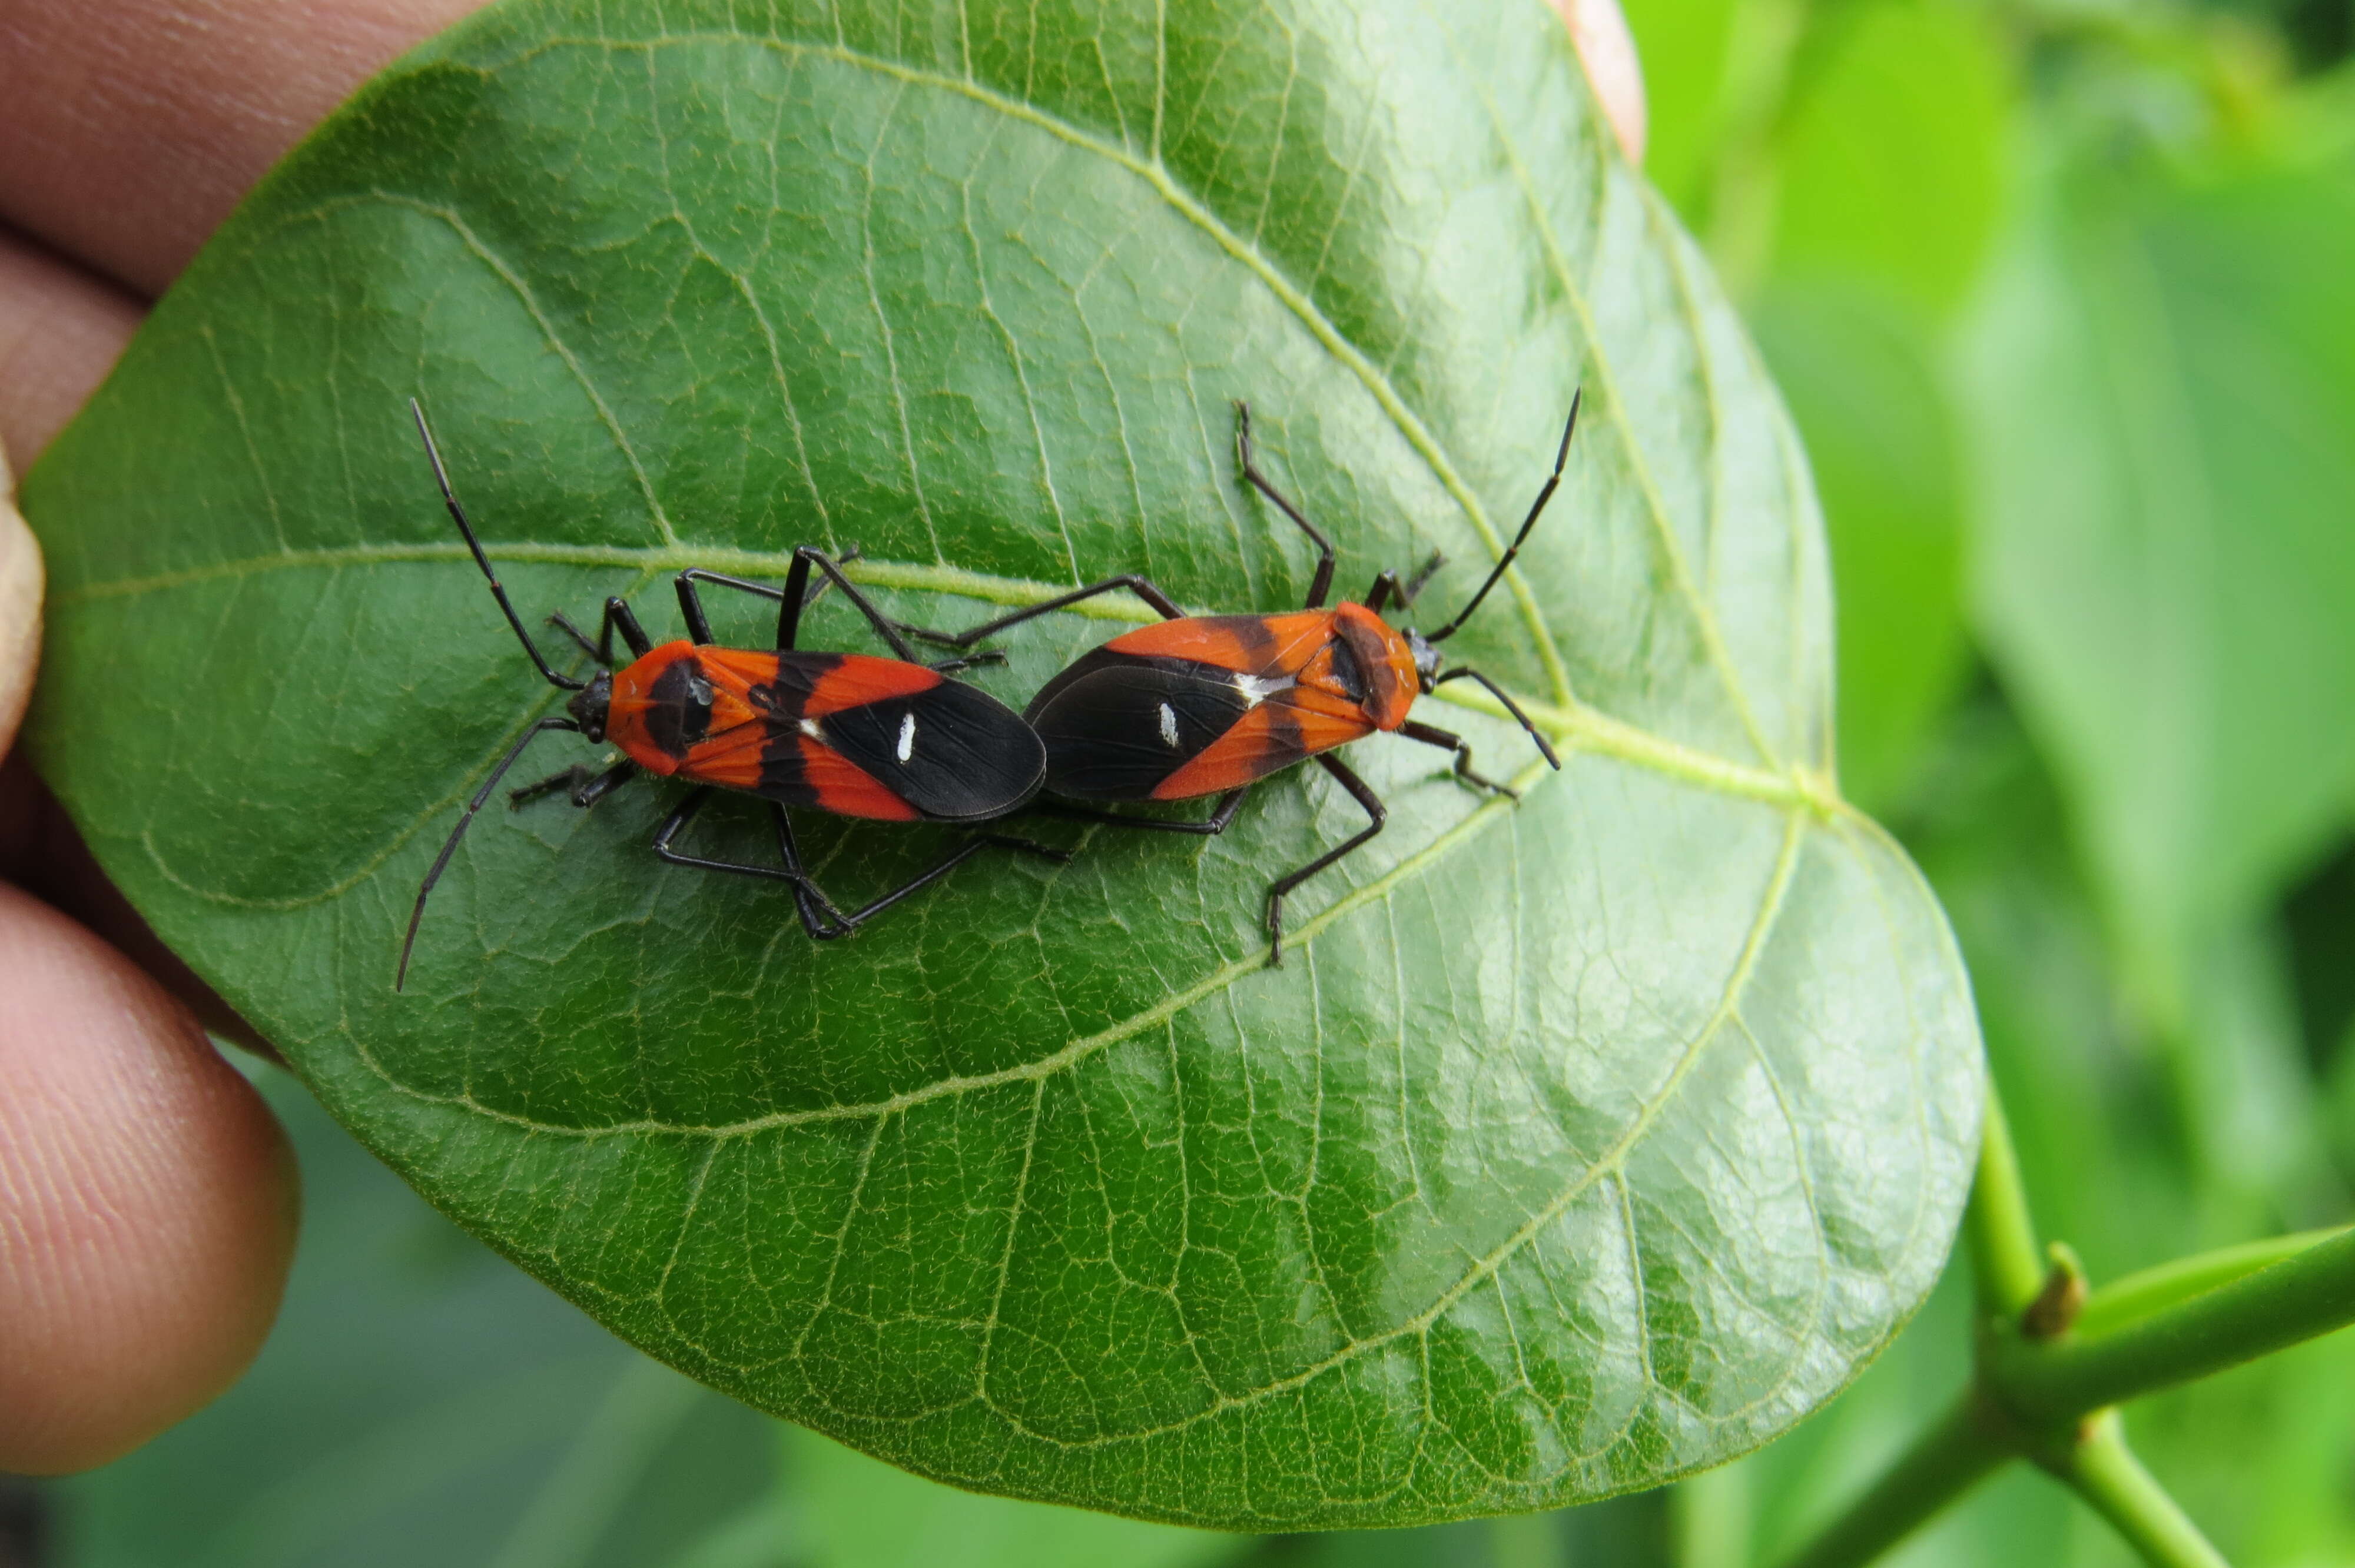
[1553,0,1648,166]
[0,441,45,760]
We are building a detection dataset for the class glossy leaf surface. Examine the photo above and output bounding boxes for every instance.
[23,0,1979,1527]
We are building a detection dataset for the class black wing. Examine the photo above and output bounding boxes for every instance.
[820,680,1047,822]
[1024,649,1254,801]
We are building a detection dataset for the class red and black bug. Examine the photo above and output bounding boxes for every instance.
[396,402,1056,989]
[918,395,1580,961]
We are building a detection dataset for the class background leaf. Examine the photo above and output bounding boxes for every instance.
[1959,143,2355,1001]
[1750,285,1968,813]
[21,0,1979,1527]
[1766,0,2009,317]
[786,1427,1236,1568]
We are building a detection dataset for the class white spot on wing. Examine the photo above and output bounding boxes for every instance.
[1233,673,1293,707]
[1158,702,1180,749]
[896,712,917,763]
[799,718,824,740]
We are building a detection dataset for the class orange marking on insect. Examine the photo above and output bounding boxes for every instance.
[694,646,782,699]
[802,655,943,715]
[1109,611,1332,677]
[604,643,767,776]
[798,735,922,820]
[1152,705,1289,798]
[674,722,768,791]
[1152,693,1378,799]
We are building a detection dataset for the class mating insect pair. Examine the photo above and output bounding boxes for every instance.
[396,394,1581,989]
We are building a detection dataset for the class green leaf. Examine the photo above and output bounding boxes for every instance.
[1959,147,2355,993]
[22,0,1981,1527]
[1750,283,1969,813]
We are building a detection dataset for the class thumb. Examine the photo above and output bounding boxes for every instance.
[0,441,40,760]
[1553,0,1647,166]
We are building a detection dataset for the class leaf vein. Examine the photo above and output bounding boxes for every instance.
[830,804,1807,1451]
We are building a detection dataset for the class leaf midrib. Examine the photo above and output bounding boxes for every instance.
[61,542,1828,814]
[354,748,1561,1137]
[94,539,1826,928]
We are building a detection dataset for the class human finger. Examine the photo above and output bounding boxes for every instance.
[0,228,145,479]
[0,879,298,1475]
[0,0,486,298]
[1552,0,1647,164]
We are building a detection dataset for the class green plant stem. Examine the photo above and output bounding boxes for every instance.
[2075,1226,2353,1338]
[1774,1396,2012,1568]
[1966,1084,2045,1319]
[1774,1080,2341,1568]
[2054,1415,2228,1568]
[1992,1225,2355,1422]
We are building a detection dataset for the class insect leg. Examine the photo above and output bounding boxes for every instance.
[792,547,924,659]
[924,650,1009,675]
[546,601,648,665]
[674,554,928,662]
[667,564,788,647]
[546,613,602,661]
[1401,549,1448,604]
[1365,552,1448,615]
[739,544,1007,668]
[651,792,1029,944]
[398,715,582,991]
[904,574,1190,652]
[509,765,595,807]
[1031,788,1249,836]
[569,760,638,807]
[1235,400,1337,611]
[768,804,854,940]
[1397,719,1515,797]
[794,836,1072,938]
[1263,755,1385,966]
[1430,667,1563,769]
[598,598,653,660]
[649,788,848,936]
[766,542,865,644]
[652,787,811,886]
[765,542,865,648]
[772,810,1069,939]
[509,758,638,809]
[674,572,721,645]
[756,808,1059,941]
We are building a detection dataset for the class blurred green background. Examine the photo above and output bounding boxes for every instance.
[15,0,2355,1562]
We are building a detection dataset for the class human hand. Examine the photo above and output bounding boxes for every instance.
[0,0,1643,1474]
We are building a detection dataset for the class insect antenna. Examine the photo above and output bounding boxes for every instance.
[1431,667,1562,770]
[1422,389,1582,645]
[411,399,587,691]
[397,716,580,989]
